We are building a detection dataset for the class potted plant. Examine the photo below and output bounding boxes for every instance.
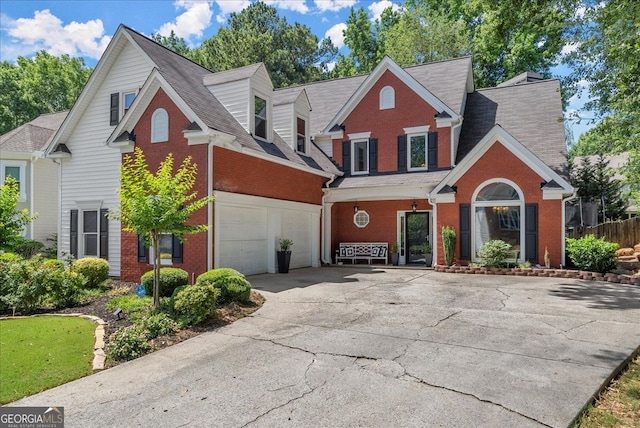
[391,242,399,266]
[277,238,293,273]
[423,243,433,266]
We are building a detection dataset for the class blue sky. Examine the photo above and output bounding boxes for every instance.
[0,0,591,139]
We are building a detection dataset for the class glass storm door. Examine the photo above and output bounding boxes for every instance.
[405,212,429,264]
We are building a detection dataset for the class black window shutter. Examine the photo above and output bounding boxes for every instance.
[397,135,407,172]
[110,93,119,126]
[459,204,471,260]
[137,234,147,263]
[428,132,438,170]
[100,209,109,260]
[342,140,351,176]
[70,210,78,258]
[369,138,378,174]
[172,235,183,263]
[525,203,538,263]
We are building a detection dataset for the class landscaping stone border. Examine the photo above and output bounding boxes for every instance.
[434,265,640,285]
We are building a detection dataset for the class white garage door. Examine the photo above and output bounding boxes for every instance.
[281,211,312,269]
[218,205,268,275]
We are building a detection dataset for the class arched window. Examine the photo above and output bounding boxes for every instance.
[151,108,169,143]
[472,180,524,260]
[379,86,395,110]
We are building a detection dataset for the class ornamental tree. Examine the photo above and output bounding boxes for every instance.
[109,148,214,307]
[0,176,36,250]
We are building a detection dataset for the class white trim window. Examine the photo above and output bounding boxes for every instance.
[352,139,369,175]
[354,210,370,228]
[122,91,136,116]
[149,233,174,265]
[1,160,27,201]
[296,116,307,154]
[472,180,524,260]
[151,108,169,143]
[254,95,268,140]
[404,126,430,171]
[379,86,395,110]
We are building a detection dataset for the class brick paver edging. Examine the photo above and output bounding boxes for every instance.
[433,265,640,286]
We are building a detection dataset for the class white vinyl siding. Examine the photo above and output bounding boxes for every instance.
[207,79,250,132]
[273,103,293,147]
[31,157,59,242]
[314,135,333,158]
[59,42,153,276]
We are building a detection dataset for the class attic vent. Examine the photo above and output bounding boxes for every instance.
[380,86,395,110]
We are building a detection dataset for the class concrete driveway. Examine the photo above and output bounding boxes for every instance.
[13,267,640,427]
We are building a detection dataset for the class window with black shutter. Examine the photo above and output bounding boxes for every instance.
[459,204,471,260]
[427,132,438,170]
[100,209,109,260]
[369,138,378,174]
[70,210,78,258]
[397,135,407,172]
[342,140,351,176]
[525,203,538,263]
[109,93,119,126]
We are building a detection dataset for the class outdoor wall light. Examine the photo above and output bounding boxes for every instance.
[412,200,417,212]
[354,202,359,213]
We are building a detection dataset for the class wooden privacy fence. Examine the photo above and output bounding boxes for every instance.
[568,217,640,248]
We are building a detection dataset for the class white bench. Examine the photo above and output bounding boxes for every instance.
[336,242,388,265]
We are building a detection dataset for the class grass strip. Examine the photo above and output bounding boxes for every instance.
[0,316,95,404]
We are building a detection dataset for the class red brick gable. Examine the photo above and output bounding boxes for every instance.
[436,141,563,266]
[332,69,452,172]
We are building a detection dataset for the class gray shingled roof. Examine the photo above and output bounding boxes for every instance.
[124,27,339,175]
[458,79,568,178]
[0,111,67,153]
[331,170,449,189]
[202,63,262,86]
[278,56,472,136]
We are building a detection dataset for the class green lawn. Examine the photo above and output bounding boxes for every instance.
[0,316,96,404]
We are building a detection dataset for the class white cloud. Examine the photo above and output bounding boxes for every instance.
[325,23,347,49]
[264,1,310,14]
[214,0,250,23]
[561,42,580,56]
[1,9,111,61]
[568,79,590,106]
[326,61,336,72]
[157,1,213,42]
[368,0,401,21]
[314,0,356,13]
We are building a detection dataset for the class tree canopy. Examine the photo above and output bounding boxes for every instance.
[0,51,92,135]
[109,148,214,307]
[188,1,337,87]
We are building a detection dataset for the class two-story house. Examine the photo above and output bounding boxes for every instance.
[45,25,573,281]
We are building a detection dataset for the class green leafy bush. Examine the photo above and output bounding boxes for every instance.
[141,268,188,298]
[106,295,153,322]
[43,259,65,270]
[442,226,456,266]
[0,252,21,263]
[47,269,87,308]
[141,313,177,339]
[173,284,219,327]
[477,240,512,268]
[72,257,110,288]
[106,326,152,362]
[196,268,251,303]
[566,235,618,273]
[12,239,45,258]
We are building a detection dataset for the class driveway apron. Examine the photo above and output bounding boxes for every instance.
[12,267,640,427]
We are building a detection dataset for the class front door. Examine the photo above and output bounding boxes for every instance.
[405,212,429,264]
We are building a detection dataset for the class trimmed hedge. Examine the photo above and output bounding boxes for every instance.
[141,268,188,298]
[196,268,251,303]
[173,284,220,327]
[72,257,110,288]
[566,235,618,274]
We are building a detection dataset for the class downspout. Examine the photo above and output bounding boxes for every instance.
[207,141,214,271]
[427,193,437,267]
[321,174,337,265]
[53,158,62,257]
[29,156,36,239]
[561,190,578,267]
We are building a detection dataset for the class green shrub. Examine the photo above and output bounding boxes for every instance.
[106,295,153,322]
[442,226,456,266]
[106,326,152,362]
[141,313,177,339]
[72,257,109,288]
[173,284,219,327]
[43,259,65,270]
[47,270,87,308]
[477,240,512,268]
[11,239,45,258]
[566,235,618,273]
[141,268,188,298]
[196,268,251,303]
[0,252,21,263]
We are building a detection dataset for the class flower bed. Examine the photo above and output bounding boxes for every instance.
[433,265,640,285]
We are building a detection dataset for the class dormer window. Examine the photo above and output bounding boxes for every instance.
[296,117,307,154]
[123,91,136,115]
[254,95,267,140]
[151,108,169,143]
[380,86,395,110]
